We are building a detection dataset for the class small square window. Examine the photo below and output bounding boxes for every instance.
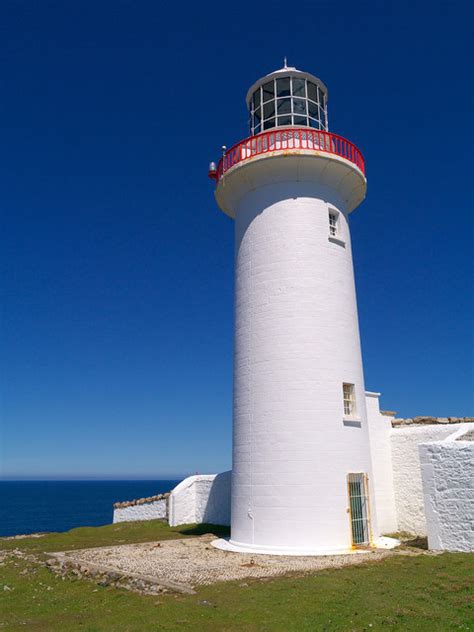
[343,383,356,417]
[329,211,338,236]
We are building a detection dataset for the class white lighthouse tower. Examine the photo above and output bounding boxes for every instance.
[210,64,378,554]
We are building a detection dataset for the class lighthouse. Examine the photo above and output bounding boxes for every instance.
[210,64,378,554]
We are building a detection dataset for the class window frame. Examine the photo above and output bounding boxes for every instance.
[328,207,346,247]
[343,383,357,418]
[328,210,338,237]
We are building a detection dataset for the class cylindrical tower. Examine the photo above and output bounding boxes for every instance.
[210,64,377,554]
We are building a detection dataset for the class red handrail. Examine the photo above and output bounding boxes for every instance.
[213,128,365,181]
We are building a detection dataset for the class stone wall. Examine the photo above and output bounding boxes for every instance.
[390,422,473,535]
[367,392,473,539]
[420,427,474,551]
[112,473,232,527]
[392,417,473,427]
[113,493,169,524]
[168,471,231,527]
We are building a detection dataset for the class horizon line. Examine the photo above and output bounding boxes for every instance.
[0,476,189,482]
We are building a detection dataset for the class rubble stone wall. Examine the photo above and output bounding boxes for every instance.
[112,473,232,527]
[391,422,472,535]
[420,427,474,551]
[113,494,169,524]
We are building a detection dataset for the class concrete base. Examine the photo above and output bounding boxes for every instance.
[373,536,400,550]
[211,536,400,557]
[213,538,364,557]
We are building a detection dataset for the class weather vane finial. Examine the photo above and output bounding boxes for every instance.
[283,56,288,68]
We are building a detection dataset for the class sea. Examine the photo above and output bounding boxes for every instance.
[0,480,181,538]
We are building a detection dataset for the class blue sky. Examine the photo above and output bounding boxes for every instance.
[1,1,472,479]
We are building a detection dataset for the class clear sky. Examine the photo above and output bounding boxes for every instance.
[1,1,472,479]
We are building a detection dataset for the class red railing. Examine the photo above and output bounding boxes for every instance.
[212,128,365,181]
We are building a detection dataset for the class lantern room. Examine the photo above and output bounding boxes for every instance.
[246,64,328,135]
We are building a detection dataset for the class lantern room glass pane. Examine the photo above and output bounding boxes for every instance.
[263,101,275,119]
[254,107,261,122]
[307,82,318,102]
[263,117,275,129]
[292,78,306,97]
[276,77,291,97]
[294,115,308,126]
[293,98,307,115]
[277,115,292,126]
[309,117,321,129]
[262,81,274,102]
[308,100,318,118]
[277,98,291,114]
[254,123,261,134]
[253,89,261,110]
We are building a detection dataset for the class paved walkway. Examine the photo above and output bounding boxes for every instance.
[58,534,390,587]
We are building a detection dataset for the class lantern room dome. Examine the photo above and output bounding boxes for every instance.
[246,65,329,135]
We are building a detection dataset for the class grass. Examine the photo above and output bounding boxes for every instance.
[0,520,230,554]
[1,521,473,631]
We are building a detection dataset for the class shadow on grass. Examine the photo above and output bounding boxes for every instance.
[403,536,428,550]
[176,523,230,538]
[386,532,428,550]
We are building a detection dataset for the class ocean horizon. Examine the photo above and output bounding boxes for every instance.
[0,480,181,537]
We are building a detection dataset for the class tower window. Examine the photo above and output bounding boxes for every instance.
[329,211,338,237]
[343,383,356,417]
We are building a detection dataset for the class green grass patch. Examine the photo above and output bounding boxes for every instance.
[1,520,472,631]
[0,521,230,554]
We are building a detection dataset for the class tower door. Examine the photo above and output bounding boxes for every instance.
[347,473,370,546]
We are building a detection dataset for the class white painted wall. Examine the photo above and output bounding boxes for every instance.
[168,472,231,527]
[218,161,376,554]
[365,393,398,534]
[391,424,468,535]
[113,499,167,524]
[420,426,474,551]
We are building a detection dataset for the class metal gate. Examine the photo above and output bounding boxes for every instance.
[347,473,370,546]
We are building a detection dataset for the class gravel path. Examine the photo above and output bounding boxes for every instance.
[60,535,390,586]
